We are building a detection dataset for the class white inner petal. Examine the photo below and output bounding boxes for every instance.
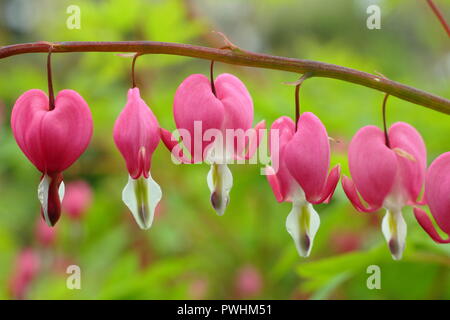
[207,163,233,216]
[38,174,51,226]
[205,137,234,165]
[122,173,162,230]
[286,198,320,258]
[58,180,65,202]
[381,208,407,260]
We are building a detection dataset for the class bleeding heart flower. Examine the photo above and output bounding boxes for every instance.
[161,73,265,216]
[414,152,450,243]
[9,248,40,300]
[234,265,263,298]
[266,113,340,257]
[35,218,56,247]
[62,180,93,220]
[11,89,93,226]
[342,122,426,260]
[113,87,161,230]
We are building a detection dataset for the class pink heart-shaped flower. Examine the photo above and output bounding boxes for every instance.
[11,89,93,226]
[11,89,93,173]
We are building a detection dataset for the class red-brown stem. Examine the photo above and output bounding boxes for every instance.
[382,93,391,148]
[131,53,140,88]
[210,60,216,96]
[47,50,55,110]
[0,41,449,114]
[295,84,300,128]
[426,0,450,37]
[294,73,312,130]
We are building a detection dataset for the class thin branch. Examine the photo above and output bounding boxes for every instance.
[426,0,450,37]
[0,41,449,114]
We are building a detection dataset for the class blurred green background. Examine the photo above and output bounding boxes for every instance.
[0,0,449,300]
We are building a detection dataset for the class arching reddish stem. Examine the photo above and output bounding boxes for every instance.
[0,41,449,114]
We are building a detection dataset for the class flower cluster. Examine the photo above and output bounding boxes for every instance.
[10,68,449,260]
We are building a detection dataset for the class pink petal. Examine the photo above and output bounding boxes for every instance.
[173,74,224,162]
[113,88,160,179]
[311,164,341,204]
[347,125,397,209]
[266,116,296,202]
[388,122,426,204]
[242,120,266,160]
[160,127,191,164]
[11,89,93,173]
[215,73,253,131]
[341,176,381,213]
[265,166,284,203]
[215,73,254,156]
[414,208,450,243]
[269,116,295,155]
[424,152,450,235]
[11,89,48,171]
[284,112,330,203]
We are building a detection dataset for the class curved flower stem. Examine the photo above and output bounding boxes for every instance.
[426,0,450,37]
[210,60,216,96]
[131,53,141,88]
[47,48,55,111]
[382,93,391,148]
[295,84,300,126]
[0,41,450,114]
[292,72,312,130]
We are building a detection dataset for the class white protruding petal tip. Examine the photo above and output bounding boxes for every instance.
[207,164,233,216]
[286,202,320,258]
[382,209,407,260]
[58,180,65,202]
[38,174,52,226]
[122,174,162,230]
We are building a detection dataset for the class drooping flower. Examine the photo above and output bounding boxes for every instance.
[9,248,40,300]
[160,73,265,216]
[113,87,161,230]
[414,152,450,243]
[234,265,263,298]
[342,122,426,260]
[266,113,341,257]
[35,218,56,247]
[11,89,93,226]
[62,180,93,220]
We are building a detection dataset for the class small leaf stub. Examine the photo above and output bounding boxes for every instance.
[207,163,233,216]
[122,173,162,230]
